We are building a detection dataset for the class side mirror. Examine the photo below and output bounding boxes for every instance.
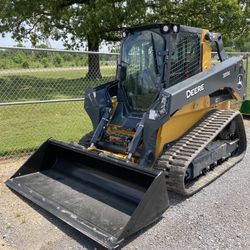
[116,64,127,82]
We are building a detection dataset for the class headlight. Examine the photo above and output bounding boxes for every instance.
[162,25,169,33]
[172,24,179,33]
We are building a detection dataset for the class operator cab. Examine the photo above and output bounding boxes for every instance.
[112,24,202,128]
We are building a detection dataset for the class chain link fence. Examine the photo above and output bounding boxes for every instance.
[0,47,249,159]
[0,47,118,158]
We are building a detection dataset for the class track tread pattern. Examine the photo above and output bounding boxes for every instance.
[155,110,246,196]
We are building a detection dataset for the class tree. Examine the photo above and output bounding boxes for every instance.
[148,0,249,47]
[16,42,25,48]
[0,0,248,78]
[0,0,147,78]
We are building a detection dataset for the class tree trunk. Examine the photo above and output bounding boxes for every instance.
[86,38,102,79]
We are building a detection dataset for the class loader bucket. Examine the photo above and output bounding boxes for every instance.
[6,139,169,249]
[240,100,250,117]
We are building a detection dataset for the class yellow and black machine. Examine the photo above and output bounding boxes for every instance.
[6,24,247,249]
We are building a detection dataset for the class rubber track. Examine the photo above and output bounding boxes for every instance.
[155,109,247,196]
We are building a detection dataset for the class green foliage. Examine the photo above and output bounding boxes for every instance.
[148,0,249,48]
[0,49,116,69]
[53,54,62,67]
[0,0,147,50]
[226,32,250,51]
[16,43,25,48]
[22,61,29,69]
[41,57,50,68]
[0,0,248,79]
[0,0,248,51]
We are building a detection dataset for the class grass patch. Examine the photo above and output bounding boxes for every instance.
[0,101,92,156]
[0,68,114,156]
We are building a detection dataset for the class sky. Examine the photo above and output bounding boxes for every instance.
[0,33,64,48]
[0,32,110,52]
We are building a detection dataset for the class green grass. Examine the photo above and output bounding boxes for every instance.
[33,68,115,79]
[0,67,116,156]
[0,102,92,156]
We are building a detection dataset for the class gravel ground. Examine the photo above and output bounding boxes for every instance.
[0,121,250,250]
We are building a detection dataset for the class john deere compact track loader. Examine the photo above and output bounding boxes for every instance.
[6,24,247,249]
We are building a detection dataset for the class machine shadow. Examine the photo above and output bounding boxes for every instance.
[168,191,186,206]
[11,189,186,250]
[242,115,250,120]
[117,191,186,248]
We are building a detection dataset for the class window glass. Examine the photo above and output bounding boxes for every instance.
[121,31,164,111]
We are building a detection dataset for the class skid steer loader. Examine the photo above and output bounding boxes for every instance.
[6,24,247,249]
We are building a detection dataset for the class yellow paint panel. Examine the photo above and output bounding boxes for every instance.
[155,96,211,158]
[111,96,118,115]
[155,98,232,158]
[232,91,241,101]
[107,124,135,136]
[202,29,212,71]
